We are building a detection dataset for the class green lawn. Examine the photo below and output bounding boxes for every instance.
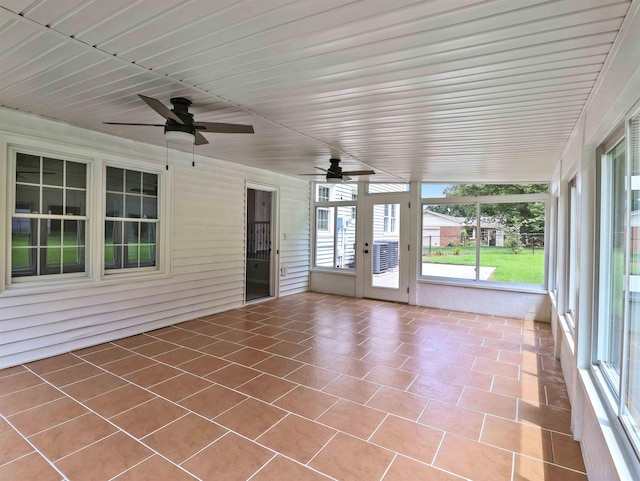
[423,245,545,284]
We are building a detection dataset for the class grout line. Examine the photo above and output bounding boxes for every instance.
[377,452,398,481]
[305,430,339,466]
[106,453,156,481]
[0,414,70,480]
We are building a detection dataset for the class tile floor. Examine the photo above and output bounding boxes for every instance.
[0,292,587,481]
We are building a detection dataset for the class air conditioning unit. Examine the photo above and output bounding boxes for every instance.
[373,241,389,274]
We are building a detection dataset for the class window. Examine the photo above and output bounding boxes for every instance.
[11,153,87,278]
[383,204,397,233]
[421,184,548,286]
[316,207,330,232]
[595,117,640,453]
[566,178,579,329]
[105,167,158,271]
[314,183,357,269]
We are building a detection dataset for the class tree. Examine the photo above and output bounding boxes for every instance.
[442,184,546,237]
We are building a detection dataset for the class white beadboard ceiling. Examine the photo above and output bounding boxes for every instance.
[0,0,633,183]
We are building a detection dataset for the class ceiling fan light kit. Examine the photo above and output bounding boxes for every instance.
[164,129,195,144]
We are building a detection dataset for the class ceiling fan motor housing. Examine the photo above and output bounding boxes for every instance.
[164,98,195,135]
[326,158,343,179]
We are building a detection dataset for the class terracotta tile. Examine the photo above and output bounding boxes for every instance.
[419,400,484,440]
[408,376,464,404]
[0,371,43,396]
[518,400,572,434]
[366,386,428,421]
[216,329,257,342]
[179,355,229,377]
[8,396,87,436]
[546,384,572,410]
[362,350,409,369]
[112,398,187,438]
[286,364,340,390]
[458,344,500,360]
[371,415,443,463]
[428,349,474,369]
[317,399,386,439]
[112,334,156,349]
[382,454,466,481]
[398,357,449,378]
[101,354,156,376]
[238,334,281,349]
[472,357,520,379]
[224,347,273,366]
[0,383,63,416]
[198,336,244,355]
[274,385,338,419]
[123,363,181,387]
[148,373,212,402]
[142,413,227,463]
[251,455,332,481]
[264,340,310,357]
[0,365,27,378]
[41,362,103,387]
[73,343,112,356]
[253,355,305,377]
[215,398,287,439]
[82,346,133,365]
[499,350,541,368]
[322,374,381,404]
[257,414,336,463]
[182,432,272,481]
[483,337,522,352]
[132,340,178,357]
[442,365,493,390]
[0,452,62,481]
[326,356,376,378]
[154,328,201,342]
[61,372,126,401]
[434,433,513,481]
[275,330,313,343]
[84,384,155,418]
[294,348,338,367]
[458,387,517,420]
[492,376,546,403]
[176,335,218,350]
[113,455,198,480]
[25,353,82,374]
[551,431,586,472]
[205,364,261,388]
[237,373,296,402]
[252,325,288,337]
[55,432,152,481]
[29,412,117,461]
[153,347,203,366]
[309,432,394,481]
[0,419,33,464]
[513,454,588,481]
[364,365,417,390]
[481,415,553,461]
[179,384,247,419]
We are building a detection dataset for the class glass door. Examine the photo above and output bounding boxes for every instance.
[362,194,410,302]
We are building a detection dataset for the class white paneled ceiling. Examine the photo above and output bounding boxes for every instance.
[0,0,633,182]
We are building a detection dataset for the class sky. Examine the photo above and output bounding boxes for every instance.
[421,184,452,198]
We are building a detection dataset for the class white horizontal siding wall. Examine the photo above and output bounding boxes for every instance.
[0,110,310,368]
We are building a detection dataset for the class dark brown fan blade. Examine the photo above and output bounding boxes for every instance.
[298,173,326,176]
[139,95,183,124]
[194,130,209,145]
[103,122,165,126]
[342,170,375,176]
[194,122,254,134]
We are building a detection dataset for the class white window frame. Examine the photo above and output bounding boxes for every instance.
[566,177,579,331]
[7,146,91,285]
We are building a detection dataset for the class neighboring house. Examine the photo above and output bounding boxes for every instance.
[422,209,504,247]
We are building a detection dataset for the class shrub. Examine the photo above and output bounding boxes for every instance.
[454,247,461,255]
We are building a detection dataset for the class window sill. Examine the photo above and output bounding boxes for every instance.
[417,276,547,295]
[579,368,640,481]
[310,268,356,276]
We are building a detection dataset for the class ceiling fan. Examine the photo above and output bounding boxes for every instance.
[300,158,375,183]
[103,94,254,145]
